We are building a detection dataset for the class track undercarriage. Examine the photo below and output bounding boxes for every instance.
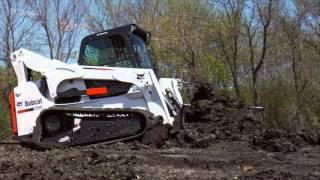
[17,108,155,147]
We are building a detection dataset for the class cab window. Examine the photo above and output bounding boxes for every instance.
[129,34,152,69]
[82,35,134,67]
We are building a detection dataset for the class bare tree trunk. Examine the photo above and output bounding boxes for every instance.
[244,0,273,105]
[0,0,32,136]
[252,72,258,105]
[231,71,240,98]
[281,4,310,130]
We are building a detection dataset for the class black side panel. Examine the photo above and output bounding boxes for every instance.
[56,88,82,104]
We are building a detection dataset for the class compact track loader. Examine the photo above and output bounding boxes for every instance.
[9,24,185,146]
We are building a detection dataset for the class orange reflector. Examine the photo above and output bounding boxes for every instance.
[86,87,108,96]
[9,91,18,135]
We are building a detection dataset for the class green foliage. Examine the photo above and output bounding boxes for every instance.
[259,78,293,129]
[301,84,320,131]
[256,71,319,132]
[0,68,17,138]
[198,54,230,87]
[31,71,43,81]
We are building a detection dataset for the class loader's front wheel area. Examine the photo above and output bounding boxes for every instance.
[27,108,153,147]
[41,113,72,137]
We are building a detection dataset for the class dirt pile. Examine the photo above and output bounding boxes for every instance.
[165,84,319,152]
[166,84,263,148]
[252,129,320,153]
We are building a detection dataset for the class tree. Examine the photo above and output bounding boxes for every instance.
[274,0,318,130]
[244,0,273,105]
[86,0,213,81]
[86,0,163,31]
[0,0,33,67]
[303,0,320,56]
[86,0,127,31]
[210,0,245,98]
[27,0,86,62]
[0,0,33,136]
[0,0,34,101]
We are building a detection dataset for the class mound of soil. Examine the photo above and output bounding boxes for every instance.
[166,84,319,152]
[186,84,263,139]
[165,84,263,149]
[252,129,320,153]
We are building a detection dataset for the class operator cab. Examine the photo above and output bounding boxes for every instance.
[78,24,153,69]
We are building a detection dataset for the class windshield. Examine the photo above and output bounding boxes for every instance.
[81,34,153,69]
[82,35,134,67]
[129,34,152,69]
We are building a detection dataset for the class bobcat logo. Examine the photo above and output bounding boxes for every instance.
[137,73,145,80]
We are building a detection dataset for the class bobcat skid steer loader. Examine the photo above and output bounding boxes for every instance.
[9,24,185,147]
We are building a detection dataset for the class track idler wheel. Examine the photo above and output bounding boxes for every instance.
[42,114,71,137]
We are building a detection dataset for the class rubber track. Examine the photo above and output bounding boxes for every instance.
[15,108,157,150]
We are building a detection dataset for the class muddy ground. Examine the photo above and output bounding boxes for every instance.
[0,84,319,179]
[0,141,319,179]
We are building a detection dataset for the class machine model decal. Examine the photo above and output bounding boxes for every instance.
[17,105,42,114]
[16,102,23,107]
[16,98,42,114]
[25,98,42,107]
[16,99,42,109]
